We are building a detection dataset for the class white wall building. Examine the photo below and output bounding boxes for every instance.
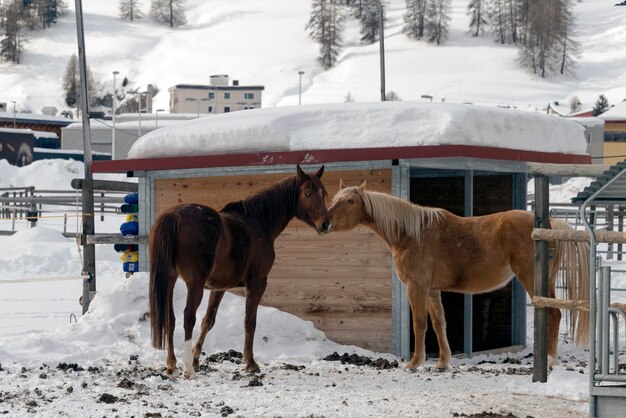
[168,75,264,115]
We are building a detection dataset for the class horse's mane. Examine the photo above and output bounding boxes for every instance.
[222,175,308,235]
[362,190,444,244]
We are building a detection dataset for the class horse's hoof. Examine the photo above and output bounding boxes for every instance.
[192,359,200,371]
[405,361,420,371]
[166,367,180,378]
[183,368,196,379]
[434,362,449,372]
[245,363,261,374]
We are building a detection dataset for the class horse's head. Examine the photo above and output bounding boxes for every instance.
[327,180,368,232]
[295,164,331,235]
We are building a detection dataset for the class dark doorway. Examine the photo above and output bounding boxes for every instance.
[410,172,515,356]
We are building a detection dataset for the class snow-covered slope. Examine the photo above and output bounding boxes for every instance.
[0,0,624,115]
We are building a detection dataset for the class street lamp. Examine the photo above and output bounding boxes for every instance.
[421,95,433,102]
[155,109,164,128]
[11,101,16,127]
[112,71,119,160]
[186,98,209,118]
[298,70,305,105]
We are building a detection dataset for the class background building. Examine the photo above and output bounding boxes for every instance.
[169,75,264,114]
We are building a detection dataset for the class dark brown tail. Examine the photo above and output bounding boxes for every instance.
[149,212,179,350]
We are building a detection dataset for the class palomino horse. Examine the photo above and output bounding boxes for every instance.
[327,182,589,371]
[149,165,330,378]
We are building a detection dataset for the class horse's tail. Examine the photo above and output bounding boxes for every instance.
[550,218,590,347]
[149,211,180,350]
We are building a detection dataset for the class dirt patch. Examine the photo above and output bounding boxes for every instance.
[323,352,398,369]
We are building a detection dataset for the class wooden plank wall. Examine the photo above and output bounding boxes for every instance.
[153,169,393,352]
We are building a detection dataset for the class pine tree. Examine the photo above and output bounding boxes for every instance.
[403,0,427,40]
[557,0,579,75]
[359,0,385,44]
[0,2,24,64]
[150,0,186,28]
[62,53,97,117]
[467,0,487,37]
[516,0,530,45]
[39,0,67,29]
[424,0,450,45]
[518,0,578,77]
[306,0,345,69]
[489,0,511,44]
[593,94,610,116]
[119,0,144,21]
[344,91,355,102]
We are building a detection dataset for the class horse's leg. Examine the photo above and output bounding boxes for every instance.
[182,280,204,379]
[192,290,225,369]
[243,278,268,373]
[165,278,177,375]
[427,290,451,371]
[405,281,429,370]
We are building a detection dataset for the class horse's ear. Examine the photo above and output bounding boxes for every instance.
[296,164,308,180]
[357,180,367,192]
[315,165,325,179]
[339,178,345,190]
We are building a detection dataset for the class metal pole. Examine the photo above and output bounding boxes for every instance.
[464,170,473,357]
[12,101,16,127]
[532,174,549,383]
[298,70,304,105]
[74,0,96,315]
[196,100,200,118]
[378,2,386,102]
[138,92,142,136]
[112,70,118,160]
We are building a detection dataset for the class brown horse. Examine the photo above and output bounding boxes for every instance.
[149,165,330,378]
[327,182,589,371]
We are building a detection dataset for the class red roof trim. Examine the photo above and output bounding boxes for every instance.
[92,145,591,173]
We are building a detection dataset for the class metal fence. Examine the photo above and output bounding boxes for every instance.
[0,184,130,236]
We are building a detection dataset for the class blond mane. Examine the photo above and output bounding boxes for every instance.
[362,190,444,245]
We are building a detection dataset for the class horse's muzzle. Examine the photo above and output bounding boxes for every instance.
[317,220,332,235]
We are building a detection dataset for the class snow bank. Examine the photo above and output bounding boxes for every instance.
[127,102,588,159]
[0,272,370,366]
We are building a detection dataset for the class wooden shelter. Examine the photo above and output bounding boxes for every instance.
[93,142,589,359]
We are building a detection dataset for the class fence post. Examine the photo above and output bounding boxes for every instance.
[533,174,550,383]
[607,204,615,260]
[100,192,105,222]
[618,205,624,261]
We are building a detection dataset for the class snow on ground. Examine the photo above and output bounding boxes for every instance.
[0,159,613,417]
[0,0,625,117]
[128,101,588,159]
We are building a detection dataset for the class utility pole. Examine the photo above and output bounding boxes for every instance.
[379,2,386,102]
[74,0,96,314]
[112,70,118,160]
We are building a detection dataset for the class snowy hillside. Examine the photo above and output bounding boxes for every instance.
[0,0,624,115]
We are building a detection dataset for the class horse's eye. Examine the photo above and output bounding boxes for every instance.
[305,191,311,197]
[348,199,354,204]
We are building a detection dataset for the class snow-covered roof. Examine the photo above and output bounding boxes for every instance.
[127,102,588,160]
[0,111,74,124]
[599,100,626,122]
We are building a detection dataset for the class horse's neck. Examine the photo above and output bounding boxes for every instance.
[364,191,443,249]
[241,177,298,240]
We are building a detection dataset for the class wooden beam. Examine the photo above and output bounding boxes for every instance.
[77,234,148,245]
[532,228,626,244]
[71,179,138,193]
[528,163,609,177]
[533,296,626,312]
